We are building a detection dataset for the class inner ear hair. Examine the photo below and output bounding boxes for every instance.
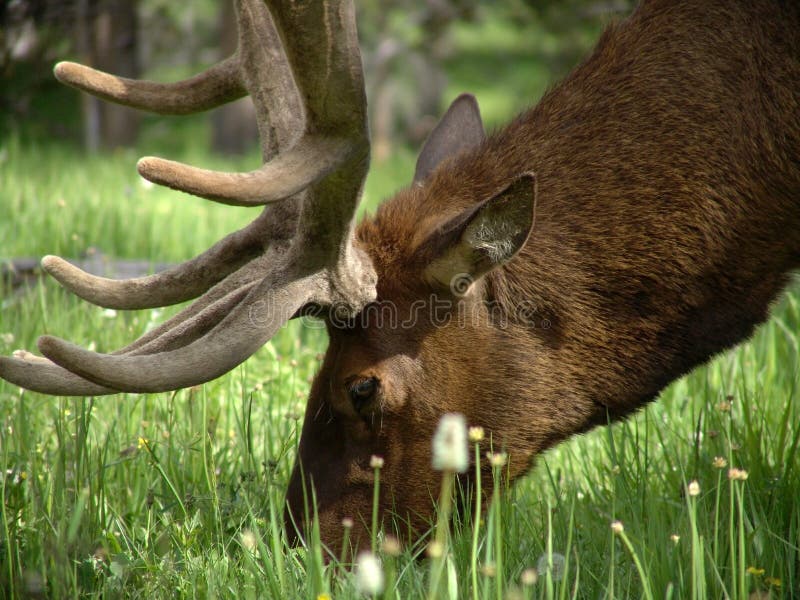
[422,173,537,293]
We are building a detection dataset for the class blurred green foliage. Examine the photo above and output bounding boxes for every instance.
[1,0,627,149]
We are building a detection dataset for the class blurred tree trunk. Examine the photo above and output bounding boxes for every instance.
[211,0,257,155]
[77,0,140,150]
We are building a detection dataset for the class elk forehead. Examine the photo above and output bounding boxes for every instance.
[324,324,424,392]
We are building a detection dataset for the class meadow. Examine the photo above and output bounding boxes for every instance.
[1,8,799,599]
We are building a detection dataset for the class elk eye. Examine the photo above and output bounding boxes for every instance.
[349,377,378,411]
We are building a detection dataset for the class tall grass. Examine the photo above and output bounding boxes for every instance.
[2,128,798,599]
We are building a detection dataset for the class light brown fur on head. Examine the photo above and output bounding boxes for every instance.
[286,0,800,554]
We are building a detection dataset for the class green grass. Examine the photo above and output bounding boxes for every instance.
[2,8,799,599]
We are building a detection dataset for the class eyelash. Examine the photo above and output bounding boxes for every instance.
[348,376,378,412]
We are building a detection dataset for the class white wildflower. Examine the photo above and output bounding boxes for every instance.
[240,529,257,552]
[521,567,538,586]
[355,551,384,595]
[432,413,468,473]
[426,540,443,558]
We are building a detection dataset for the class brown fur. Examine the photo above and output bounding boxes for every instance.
[286,0,800,553]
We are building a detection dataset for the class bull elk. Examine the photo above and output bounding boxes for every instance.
[1,0,799,555]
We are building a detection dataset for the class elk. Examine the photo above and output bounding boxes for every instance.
[2,0,799,555]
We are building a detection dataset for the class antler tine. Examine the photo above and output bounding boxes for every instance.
[40,212,270,309]
[38,272,324,392]
[0,255,272,395]
[139,0,369,206]
[123,282,257,355]
[0,278,258,395]
[136,135,351,206]
[54,57,245,115]
[0,353,115,396]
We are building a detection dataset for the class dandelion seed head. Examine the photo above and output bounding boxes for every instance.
[240,529,257,552]
[432,413,468,473]
[355,551,384,595]
[536,552,565,581]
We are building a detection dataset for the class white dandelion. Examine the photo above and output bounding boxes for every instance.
[355,551,384,595]
[432,413,468,473]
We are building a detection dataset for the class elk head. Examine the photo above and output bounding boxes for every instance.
[285,97,539,550]
[0,0,536,554]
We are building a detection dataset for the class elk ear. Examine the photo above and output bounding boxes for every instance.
[424,173,536,293]
[413,93,485,186]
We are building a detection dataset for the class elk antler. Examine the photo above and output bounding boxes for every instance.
[0,0,376,395]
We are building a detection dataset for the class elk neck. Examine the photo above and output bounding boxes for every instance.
[358,0,800,463]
